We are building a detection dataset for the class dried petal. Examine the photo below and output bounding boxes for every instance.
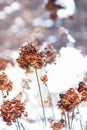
[78,81,87,101]
[57,88,81,112]
[17,43,46,70]
[0,96,26,125]
[0,72,12,92]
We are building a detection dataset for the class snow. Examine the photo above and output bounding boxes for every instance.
[46,47,87,93]
[56,0,76,19]
[44,0,76,19]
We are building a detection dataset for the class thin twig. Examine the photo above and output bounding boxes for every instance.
[46,86,55,119]
[17,119,21,130]
[15,122,19,130]
[71,110,74,129]
[67,113,71,129]
[77,106,83,130]
[35,69,46,129]
[20,122,27,130]
[64,113,67,130]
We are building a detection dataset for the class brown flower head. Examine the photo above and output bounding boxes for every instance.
[45,0,63,21]
[57,88,81,112]
[49,119,65,130]
[40,74,48,86]
[0,72,12,92]
[45,0,75,21]
[78,81,87,101]
[0,95,25,125]
[44,44,57,64]
[17,43,46,70]
[0,57,14,71]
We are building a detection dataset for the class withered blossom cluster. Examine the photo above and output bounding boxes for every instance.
[17,43,46,70]
[56,82,87,130]
[40,74,48,86]
[0,72,12,92]
[0,57,14,71]
[0,96,25,125]
[57,88,81,112]
[17,40,57,71]
[78,81,87,102]
[48,82,87,130]
[49,119,65,130]
[44,44,57,64]
[45,0,63,20]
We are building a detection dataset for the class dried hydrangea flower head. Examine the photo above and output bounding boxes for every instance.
[49,119,65,130]
[17,42,46,70]
[0,93,26,125]
[44,44,57,64]
[78,81,87,102]
[57,88,81,112]
[45,0,63,20]
[40,74,48,86]
[0,57,14,71]
[0,72,12,92]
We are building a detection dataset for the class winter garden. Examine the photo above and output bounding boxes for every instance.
[0,0,87,130]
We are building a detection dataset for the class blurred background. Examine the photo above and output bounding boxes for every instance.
[0,0,87,55]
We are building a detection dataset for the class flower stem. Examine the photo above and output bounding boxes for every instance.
[77,106,83,130]
[20,122,27,130]
[70,110,74,129]
[67,113,71,129]
[15,122,19,130]
[47,90,55,119]
[64,113,67,130]
[16,119,27,130]
[17,119,21,130]
[35,69,46,129]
